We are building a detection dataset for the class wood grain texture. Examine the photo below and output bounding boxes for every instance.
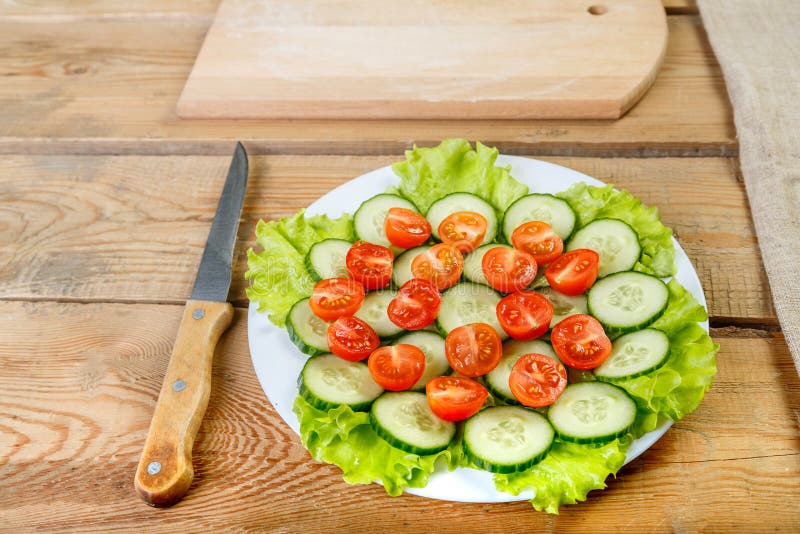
[0,154,773,323]
[0,302,796,532]
[0,0,693,18]
[134,300,233,506]
[177,0,667,120]
[0,16,732,156]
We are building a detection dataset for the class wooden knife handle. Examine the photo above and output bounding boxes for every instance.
[135,299,234,507]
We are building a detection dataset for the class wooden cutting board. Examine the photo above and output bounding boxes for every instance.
[177,0,667,120]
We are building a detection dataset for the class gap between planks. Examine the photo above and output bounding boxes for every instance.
[0,296,779,338]
[0,139,737,158]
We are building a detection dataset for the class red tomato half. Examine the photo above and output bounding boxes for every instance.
[438,211,487,253]
[410,243,464,290]
[550,314,612,370]
[327,316,380,362]
[368,344,426,391]
[444,323,502,377]
[387,278,441,330]
[508,353,567,407]
[346,241,394,290]
[511,221,564,265]
[481,246,538,293]
[544,249,600,296]
[385,207,432,249]
[309,278,365,321]
[495,290,554,340]
[426,376,488,421]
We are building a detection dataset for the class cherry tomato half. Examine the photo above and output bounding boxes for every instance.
[444,323,502,377]
[387,278,441,330]
[481,246,538,293]
[544,249,600,296]
[346,241,394,290]
[410,243,464,290]
[550,314,612,370]
[309,278,365,322]
[385,207,432,249]
[367,344,426,391]
[495,290,554,340]
[327,316,380,362]
[511,221,564,265]
[438,211,487,253]
[426,376,489,421]
[508,353,568,407]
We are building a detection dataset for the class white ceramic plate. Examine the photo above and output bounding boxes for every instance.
[247,155,709,503]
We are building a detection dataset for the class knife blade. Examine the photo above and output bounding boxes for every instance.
[134,142,249,507]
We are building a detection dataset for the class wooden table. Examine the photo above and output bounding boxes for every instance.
[1,1,798,531]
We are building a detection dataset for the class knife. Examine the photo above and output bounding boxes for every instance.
[134,142,249,507]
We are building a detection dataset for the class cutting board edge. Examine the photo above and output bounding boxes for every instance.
[176,97,627,120]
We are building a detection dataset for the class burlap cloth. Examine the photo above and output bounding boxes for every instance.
[698,0,800,373]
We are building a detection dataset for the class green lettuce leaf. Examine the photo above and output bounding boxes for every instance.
[391,139,529,215]
[245,210,354,325]
[294,396,457,496]
[614,280,719,436]
[556,182,676,276]
[494,438,629,514]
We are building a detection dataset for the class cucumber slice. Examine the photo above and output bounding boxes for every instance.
[503,194,577,241]
[286,298,330,356]
[587,271,669,337]
[354,194,418,248]
[391,245,430,287]
[394,331,449,390]
[463,406,554,473]
[299,354,384,411]
[426,193,498,245]
[462,244,512,286]
[567,218,642,278]
[537,287,588,329]
[547,382,636,444]
[304,238,351,281]
[486,340,558,404]
[435,283,507,340]
[353,289,404,339]
[370,392,456,455]
[594,328,671,381]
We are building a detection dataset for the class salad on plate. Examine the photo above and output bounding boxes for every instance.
[245,139,718,513]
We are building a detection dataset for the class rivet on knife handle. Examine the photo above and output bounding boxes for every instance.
[134,300,234,506]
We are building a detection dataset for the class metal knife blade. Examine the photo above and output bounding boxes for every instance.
[190,141,249,302]
[134,142,248,507]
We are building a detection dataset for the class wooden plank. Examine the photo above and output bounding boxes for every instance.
[0,302,796,531]
[0,0,219,18]
[0,154,772,323]
[0,0,694,18]
[0,16,733,156]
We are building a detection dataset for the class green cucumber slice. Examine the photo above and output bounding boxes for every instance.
[286,297,330,356]
[304,238,351,281]
[354,194,418,248]
[567,218,641,278]
[485,339,559,404]
[587,271,669,337]
[426,192,498,245]
[547,382,636,444]
[503,193,577,242]
[463,406,554,473]
[594,328,671,381]
[435,283,507,340]
[370,392,456,455]
[299,354,384,412]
